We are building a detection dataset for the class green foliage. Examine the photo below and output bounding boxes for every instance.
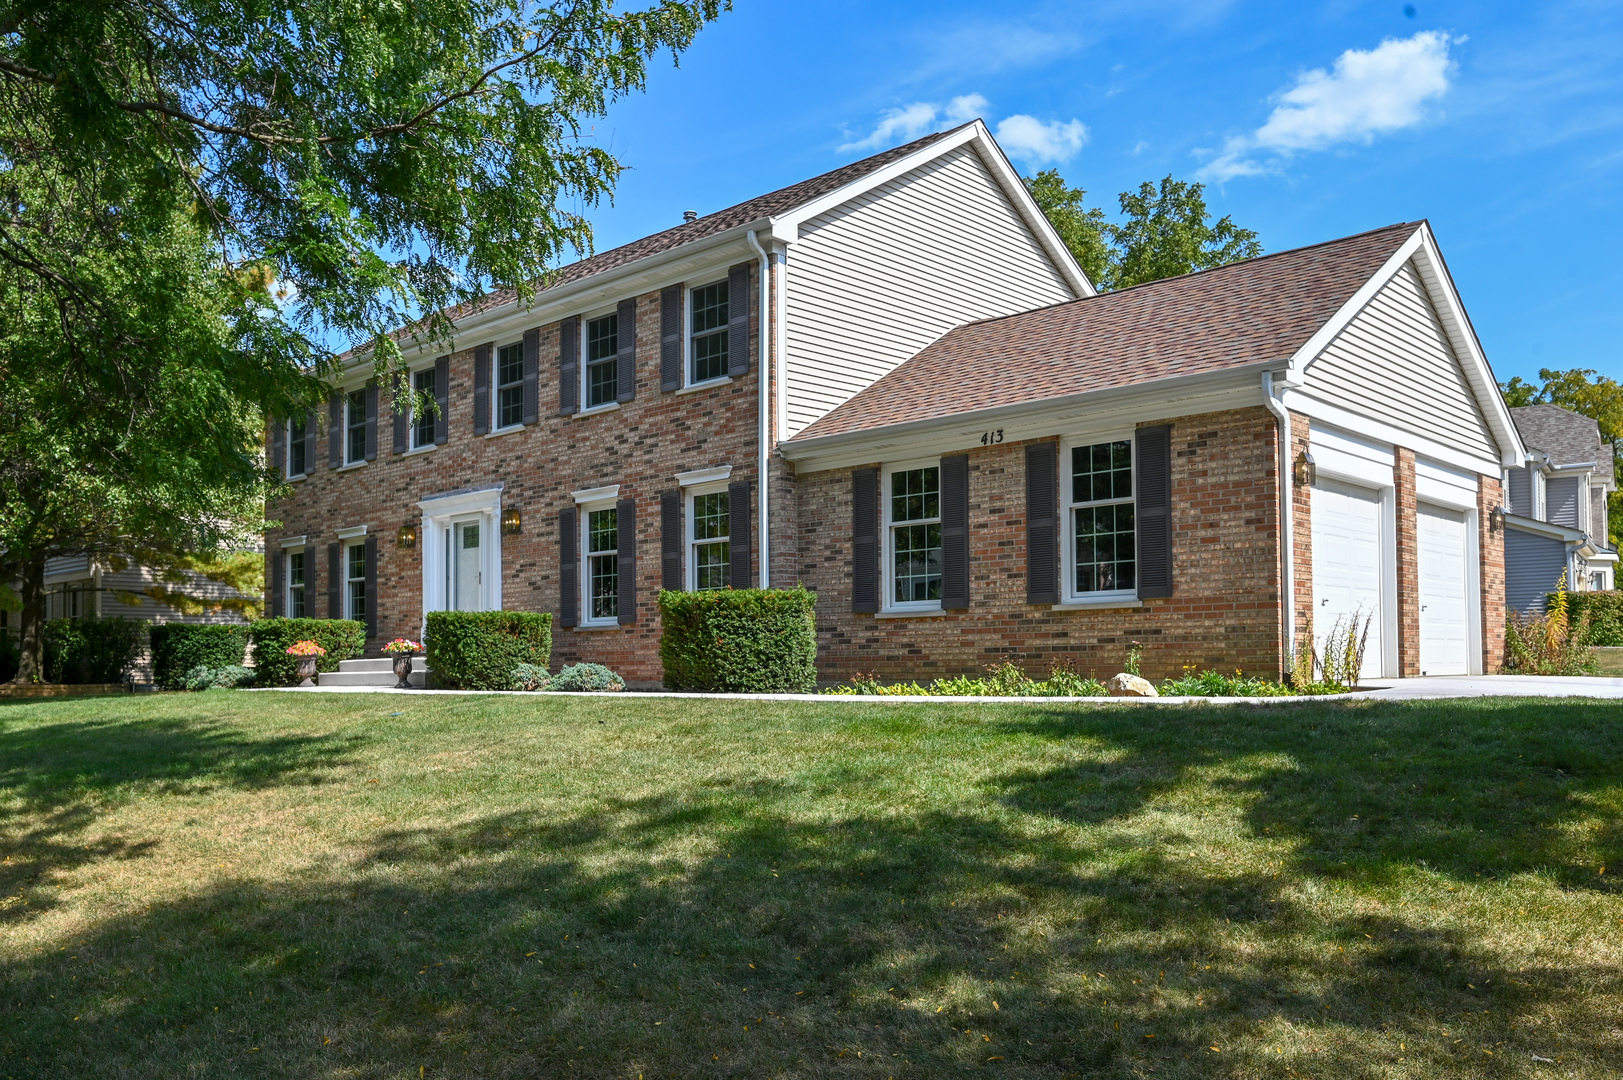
[249,619,366,687]
[510,663,553,692]
[1500,367,1623,549]
[183,664,257,691]
[425,611,552,691]
[41,616,146,684]
[1508,575,1596,675]
[1157,667,1324,697]
[549,663,626,692]
[1023,170,1112,285]
[826,661,1108,698]
[148,624,249,690]
[658,588,817,693]
[1562,591,1623,647]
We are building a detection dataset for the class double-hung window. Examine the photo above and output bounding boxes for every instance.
[346,543,367,622]
[584,504,619,625]
[585,312,618,408]
[287,416,307,477]
[495,343,524,429]
[689,489,730,590]
[689,279,729,385]
[287,549,307,618]
[885,464,942,609]
[346,389,366,464]
[411,368,436,449]
[1066,439,1136,598]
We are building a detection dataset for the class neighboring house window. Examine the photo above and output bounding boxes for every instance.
[346,542,366,622]
[495,342,524,429]
[689,279,729,385]
[412,368,436,449]
[287,549,307,618]
[346,389,366,464]
[287,415,307,477]
[885,464,942,607]
[689,489,730,590]
[586,312,618,408]
[584,505,619,624]
[1067,439,1136,596]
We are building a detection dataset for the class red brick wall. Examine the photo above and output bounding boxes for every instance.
[1479,474,1506,673]
[265,266,762,684]
[795,406,1285,684]
[1393,448,1420,676]
[1289,413,1314,668]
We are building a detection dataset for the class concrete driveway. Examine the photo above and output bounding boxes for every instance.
[1363,675,1623,699]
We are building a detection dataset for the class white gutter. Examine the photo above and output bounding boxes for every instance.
[747,229,771,588]
[1261,372,1296,676]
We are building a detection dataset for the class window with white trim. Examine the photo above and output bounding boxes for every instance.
[286,549,308,618]
[346,542,366,622]
[287,415,307,477]
[1065,438,1136,599]
[884,463,942,609]
[585,312,618,407]
[495,342,524,429]
[688,488,730,590]
[689,279,729,385]
[345,389,366,464]
[411,367,436,449]
[583,503,619,625]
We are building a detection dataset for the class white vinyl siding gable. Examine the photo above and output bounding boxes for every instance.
[1305,260,1498,464]
[783,144,1076,437]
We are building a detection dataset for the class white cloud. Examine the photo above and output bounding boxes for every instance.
[994,115,1090,165]
[837,102,942,153]
[945,93,990,124]
[1202,31,1455,181]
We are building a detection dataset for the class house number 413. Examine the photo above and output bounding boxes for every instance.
[979,429,1004,446]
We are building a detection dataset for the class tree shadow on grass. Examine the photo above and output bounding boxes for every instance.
[4,770,1620,1078]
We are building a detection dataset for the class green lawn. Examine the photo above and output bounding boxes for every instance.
[1,692,1619,1079]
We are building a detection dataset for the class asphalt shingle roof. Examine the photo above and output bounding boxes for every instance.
[1511,404,1609,474]
[790,221,1420,442]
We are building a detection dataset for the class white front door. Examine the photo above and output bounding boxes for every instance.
[1311,478,1386,679]
[452,519,483,611]
[1417,503,1471,676]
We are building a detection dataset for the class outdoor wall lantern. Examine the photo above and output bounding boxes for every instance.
[502,507,522,535]
[1491,504,1507,532]
[397,522,418,548]
[1292,450,1316,488]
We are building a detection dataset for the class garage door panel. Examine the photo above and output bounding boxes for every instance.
[1310,480,1385,680]
[1417,504,1470,676]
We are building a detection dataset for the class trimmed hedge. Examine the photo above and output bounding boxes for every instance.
[248,618,366,686]
[659,587,817,693]
[425,611,552,690]
[149,623,248,689]
[44,616,147,684]
[1562,590,1623,646]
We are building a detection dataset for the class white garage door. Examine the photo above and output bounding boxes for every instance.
[1311,479,1385,680]
[1417,504,1471,675]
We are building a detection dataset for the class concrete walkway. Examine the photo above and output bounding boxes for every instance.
[1362,675,1623,699]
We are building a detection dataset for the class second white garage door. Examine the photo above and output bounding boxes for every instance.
[1417,503,1471,675]
[1311,479,1386,680]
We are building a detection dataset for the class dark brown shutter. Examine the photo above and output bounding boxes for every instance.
[306,538,319,609]
[270,420,286,480]
[391,384,407,454]
[617,497,637,624]
[433,356,450,444]
[363,535,378,638]
[1025,442,1058,605]
[328,393,342,468]
[268,547,284,618]
[327,542,341,617]
[851,467,879,613]
[558,317,578,416]
[364,384,379,460]
[303,410,318,469]
[559,507,578,627]
[1135,424,1174,599]
[473,343,492,435]
[616,297,637,404]
[660,285,683,391]
[940,453,970,610]
[728,480,751,588]
[522,327,540,425]
[727,262,751,377]
[661,490,682,591]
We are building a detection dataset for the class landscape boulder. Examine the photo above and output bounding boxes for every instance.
[1107,673,1158,697]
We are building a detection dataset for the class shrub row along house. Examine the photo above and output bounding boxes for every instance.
[264,120,1526,684]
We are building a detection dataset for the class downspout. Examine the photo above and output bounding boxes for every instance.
[1261,372,1296,676]
[747,229,771,588]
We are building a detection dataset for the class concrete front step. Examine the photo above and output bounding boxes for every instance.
[319,656,429,688]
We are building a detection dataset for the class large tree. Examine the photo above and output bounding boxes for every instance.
[1025,171,1262,292]
[1502,368,1623,550]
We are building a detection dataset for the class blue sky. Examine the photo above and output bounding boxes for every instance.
[573,0,1623,386]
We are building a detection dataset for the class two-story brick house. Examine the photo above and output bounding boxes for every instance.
[265,119,1526,684]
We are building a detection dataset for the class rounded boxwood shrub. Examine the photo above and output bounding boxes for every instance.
[425,611,552,690]
[183,663,257,691]
[44,615,147,684]
[149,623,247,689]
[658,587,817,693]
[248,618,366,686]
[549,662,624,692]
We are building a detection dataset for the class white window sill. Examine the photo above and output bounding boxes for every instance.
[573,402,620,419]
[405,443,438,456]
[337,460,367,472]
[484,425,525,440]
[286,474,307,483]
[1052,597,1143,611]
[675,376,733,396]
[873,607,946,619]
[573,621,621,632]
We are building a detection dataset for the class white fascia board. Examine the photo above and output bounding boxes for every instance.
[1504,514,1586,543]
[1285,227,1423,385]
[1281,387,1502,477]
[418,483,504,516]
[781,364,1269,473]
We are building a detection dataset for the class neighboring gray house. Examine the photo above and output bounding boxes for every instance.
[1503,404,1616,610]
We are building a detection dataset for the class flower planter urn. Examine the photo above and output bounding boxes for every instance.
[297,656,319,687]
[393,655,415,689]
